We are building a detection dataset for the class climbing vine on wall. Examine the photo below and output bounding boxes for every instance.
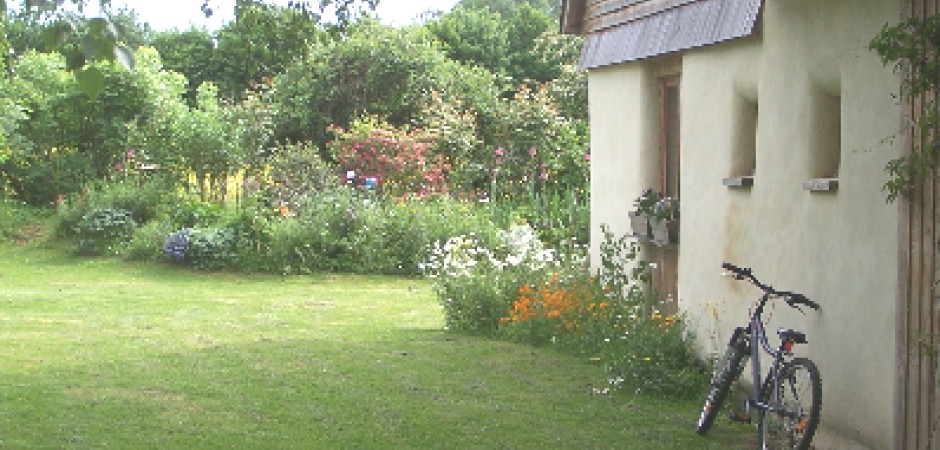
[870,16,940,203]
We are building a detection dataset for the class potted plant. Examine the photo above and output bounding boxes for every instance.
[630,189,660,238]
[650,196,679,246]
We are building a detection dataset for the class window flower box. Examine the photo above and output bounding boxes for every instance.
[629,211,651,238]
[651,219,679,246]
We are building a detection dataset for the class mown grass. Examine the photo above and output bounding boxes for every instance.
[0,243,752,449]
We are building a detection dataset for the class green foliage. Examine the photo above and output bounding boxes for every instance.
[260,140,337,212]
[0,48,169,205]
[870,16,940,202]
[274,21,499,149]
[535,31,588,120]
[504,3,554,85]
[72,207,136,255]
[427,7,508,77]
[0,196,47,243]
[456,0,560,18]
[262,188,365,274]
[416,91,482,190]
[439,1,557,86]
[213,1,324,100]
[223,190,502,276]
[166,197,224,229]
[356,196,501,275]
[125,219,175,261]
[2,0,589,285]
[0,51,83,204]
[493,189,589,247]
[149,28,218,104]
[221,204,275,271]
[5,7,142,97]
[187,226,237,271]
[55,179,174,238]
[129,71,274,201]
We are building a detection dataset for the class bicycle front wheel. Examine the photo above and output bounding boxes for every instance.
[758,357,822,450]
[695,329,748,435]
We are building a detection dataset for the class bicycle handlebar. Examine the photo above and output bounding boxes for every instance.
[722,262,820,311]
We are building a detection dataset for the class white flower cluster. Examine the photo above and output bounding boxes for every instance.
[420,233,494,279]
[498,223,556,269]
[421,224,563,280]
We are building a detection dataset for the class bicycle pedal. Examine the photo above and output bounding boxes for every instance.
[729,412,752,424]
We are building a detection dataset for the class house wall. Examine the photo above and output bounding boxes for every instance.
[588,64,660,241]
[586,0,902,448]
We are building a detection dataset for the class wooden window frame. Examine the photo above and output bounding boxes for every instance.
[658,74,681,199]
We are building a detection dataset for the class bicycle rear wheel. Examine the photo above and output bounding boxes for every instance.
[758,357,822,450]
[695,329,748,435]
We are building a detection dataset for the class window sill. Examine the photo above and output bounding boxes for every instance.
[723,176,754,189]
[803,178,839,192]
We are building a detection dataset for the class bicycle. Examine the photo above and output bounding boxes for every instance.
[695,262,822,450]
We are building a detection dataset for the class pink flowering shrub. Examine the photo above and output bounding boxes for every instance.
[328,117,451,198]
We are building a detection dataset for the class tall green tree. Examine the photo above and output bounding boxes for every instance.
[432,1,557,87]
[426,7,508,78]
[456,0,560,19]
[274,20,500,150]
[150,28,217,104]
[4,0,377,96]
[214,0,324,100]
[505,3,554,84]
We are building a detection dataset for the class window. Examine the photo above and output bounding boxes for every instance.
[724,95,757,189]
[651,66,680,315]
[660,75,681,198]
[805,88,841,192]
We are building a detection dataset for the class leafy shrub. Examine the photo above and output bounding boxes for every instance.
[126,220,175,261]
[223,206,276,272]
[56,180,174,237]
[260,141,336,214]
[1,148,96,207]
[97,179,175,225]
[0,197,48,243]
[72,208,137,255]
[258,187,362,274]
[353,196,501,276]
[187,227,236,271]
[485,85,588,201]
[166,198,224,229]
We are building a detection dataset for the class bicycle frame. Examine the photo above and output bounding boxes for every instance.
[745,292,785,416]
[736,274,816,422]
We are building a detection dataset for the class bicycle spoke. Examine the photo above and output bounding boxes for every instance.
[759,359,821,450]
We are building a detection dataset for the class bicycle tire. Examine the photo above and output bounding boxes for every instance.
[695,330,748,435]
[757,357,822,450]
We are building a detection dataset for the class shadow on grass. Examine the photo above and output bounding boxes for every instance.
[0,330,752,449]
[0,245,752,448]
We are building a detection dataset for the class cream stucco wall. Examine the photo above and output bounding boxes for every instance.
[587,0,902,448]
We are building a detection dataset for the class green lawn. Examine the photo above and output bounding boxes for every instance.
[0,243,751,449]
